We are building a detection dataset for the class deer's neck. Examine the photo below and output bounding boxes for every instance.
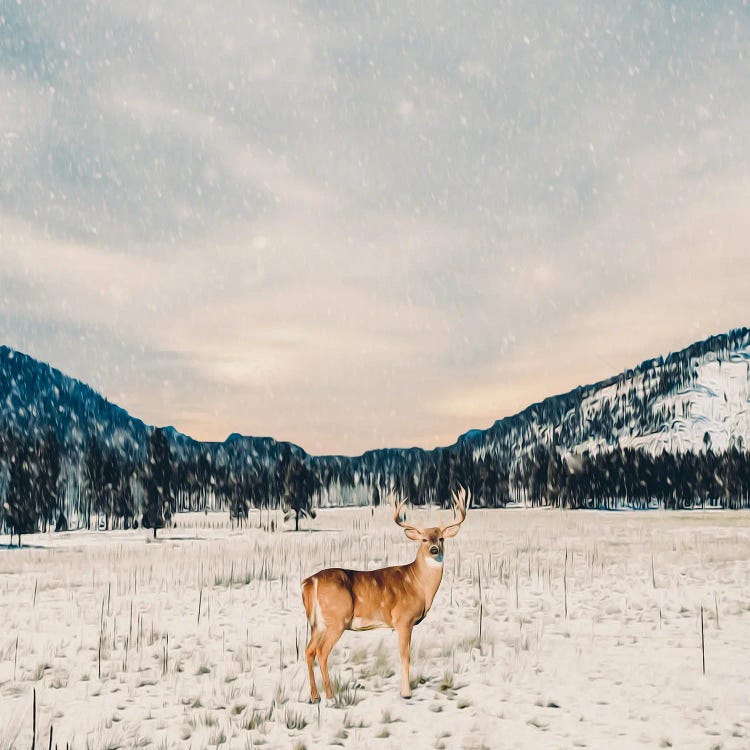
[409,547,444,613]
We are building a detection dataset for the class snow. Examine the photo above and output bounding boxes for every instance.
[1,507,750,749]
[571,341,750,457]
[635,354,750,454]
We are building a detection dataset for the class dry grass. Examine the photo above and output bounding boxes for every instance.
[0,507,749,748]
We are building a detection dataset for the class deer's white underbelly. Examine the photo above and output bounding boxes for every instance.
[349,616,388,631]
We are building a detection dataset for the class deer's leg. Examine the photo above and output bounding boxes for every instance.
[317,624,345,702]
[305,628,323,703]
[396,621,414,698]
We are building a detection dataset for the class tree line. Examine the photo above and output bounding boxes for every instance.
[512,443,750,510]
[0,427,320,544]
[2,422,750,543]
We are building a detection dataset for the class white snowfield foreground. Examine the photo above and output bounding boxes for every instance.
[1,507,749,749]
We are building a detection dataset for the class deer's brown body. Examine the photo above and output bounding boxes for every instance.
[301,491,469,702]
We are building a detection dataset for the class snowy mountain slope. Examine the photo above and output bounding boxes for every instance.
[625,350,750,454]
[0,345,308,466]
[549,341,750,456]
[456,327,750,461]
[1,328,749,489]
[0,345,149,455]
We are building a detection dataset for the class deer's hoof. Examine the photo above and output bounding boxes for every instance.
[325,698,336,708]
[309,696,320,704]
[400,691,412,700]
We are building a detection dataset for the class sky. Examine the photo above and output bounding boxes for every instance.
[1,1,749,455]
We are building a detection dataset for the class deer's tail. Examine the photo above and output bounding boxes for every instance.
[301,575,325,631]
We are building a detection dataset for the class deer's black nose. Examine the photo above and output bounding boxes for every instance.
[429,545,439,555]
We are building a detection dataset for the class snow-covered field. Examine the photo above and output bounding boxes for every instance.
[1,507,750,749]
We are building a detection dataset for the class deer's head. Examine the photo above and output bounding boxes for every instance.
[393,488,470,565]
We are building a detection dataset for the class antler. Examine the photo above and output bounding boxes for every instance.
[440,486,470,537]
[391,492,422,534]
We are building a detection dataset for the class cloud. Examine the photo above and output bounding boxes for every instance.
[0,1,749,454]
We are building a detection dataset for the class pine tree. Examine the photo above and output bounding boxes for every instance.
[196,452,212,512]
[36,430,61,531]
[282,456,316,531]
[84,439,105,530]
[4,437,38,546]
[142,428,173,538]
[113,466,136,528]
[102,449,121,529]
[228,468,249,525]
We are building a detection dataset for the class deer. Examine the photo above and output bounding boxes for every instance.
[300,488,470,703]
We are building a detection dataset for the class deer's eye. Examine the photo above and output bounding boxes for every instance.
[421,538,428,543]
[438,537,444,542]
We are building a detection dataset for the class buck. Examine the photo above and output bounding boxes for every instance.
[301,488,470,702]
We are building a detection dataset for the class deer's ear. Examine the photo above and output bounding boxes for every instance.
[403,528,422,541]
[441,524,461,539]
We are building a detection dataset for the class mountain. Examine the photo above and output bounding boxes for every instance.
[0,345,149,454]
[456,327,750,461]
[0,345,307,462]
[1,327,750,517]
